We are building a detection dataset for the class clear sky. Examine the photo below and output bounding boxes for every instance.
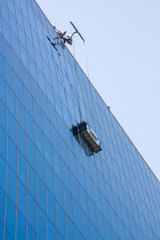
[36,0,160,180]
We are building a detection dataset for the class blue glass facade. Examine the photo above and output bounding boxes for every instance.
[0,0,160,239]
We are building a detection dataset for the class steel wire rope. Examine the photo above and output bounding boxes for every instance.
[71,39,90,156]
[83,42,90,79]
[72,39,83,122]
[72,39,92,156]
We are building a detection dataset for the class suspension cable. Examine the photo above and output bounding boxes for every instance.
[83,42,90,78]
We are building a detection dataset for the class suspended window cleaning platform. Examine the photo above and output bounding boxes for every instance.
[71,121,102,155]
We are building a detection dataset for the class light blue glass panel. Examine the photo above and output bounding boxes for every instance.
[7,167,16,204]
[5,197,16,238]
[17,180,27,217]
[16,210,26,240]
[48,220,56,240]
[0,222,3,240]
[56,203,65,239]
[0,157,6,190]
[38,177,46,212]
[0,99,6,131]
[18,151,27,186]
[28,192,37,232]
[38,206,47,240]
[66,215,74,240]
[0,187,5,225]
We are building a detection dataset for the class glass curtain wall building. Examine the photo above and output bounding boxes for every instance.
[0,0,159,239]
